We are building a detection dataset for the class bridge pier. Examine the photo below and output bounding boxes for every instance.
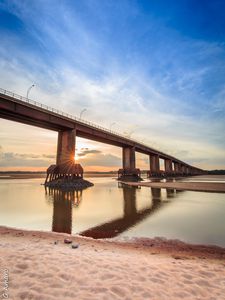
[56,129,76,165]
[123,146,136,169]
[181,165,185,176]
[181,165,189,176]
[147,154,161,177]
[45,129,93,189]
[174,162,180,176]
[187,166,191,176]
[118,147,141,181]
[178,163,183,176]
[164,159,173,176]
[185,166,190,176]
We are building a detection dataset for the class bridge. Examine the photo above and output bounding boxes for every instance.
[0,87,205,179]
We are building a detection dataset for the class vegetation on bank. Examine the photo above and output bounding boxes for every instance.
[207,170,225,175]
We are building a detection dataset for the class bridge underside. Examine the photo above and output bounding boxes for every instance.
[53,129,204,181]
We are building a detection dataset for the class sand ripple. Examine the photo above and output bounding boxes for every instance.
[0,227,225,300]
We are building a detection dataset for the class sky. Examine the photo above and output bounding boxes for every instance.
[0,0,225,171]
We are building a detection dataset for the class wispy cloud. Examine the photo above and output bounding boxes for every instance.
[77,149,101,157]
[0,149,55,167]
[78,152,121,168]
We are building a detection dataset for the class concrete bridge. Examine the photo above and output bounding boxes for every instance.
[0,88,205,178]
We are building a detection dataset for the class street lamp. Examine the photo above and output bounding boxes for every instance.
[124,129,135,138]
[79,108,87,119]
[109,122,116,131]
[26,84,35,99]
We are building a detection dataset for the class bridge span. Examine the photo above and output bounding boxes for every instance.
[0,88,204,178]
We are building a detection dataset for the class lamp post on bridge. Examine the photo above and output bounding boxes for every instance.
[126,130,135,138]
[79,108,87,119]
[26,84,35,99]
[109,122,116,131]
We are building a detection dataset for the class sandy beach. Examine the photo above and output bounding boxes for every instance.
[0,226,225,300]
[124,181,225,193]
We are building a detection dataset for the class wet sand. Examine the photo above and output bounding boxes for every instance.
[124,181,225,193]
[0,226,225,300]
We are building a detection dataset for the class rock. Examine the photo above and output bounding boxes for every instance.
[64,238,72,244]
[71,243,79,249]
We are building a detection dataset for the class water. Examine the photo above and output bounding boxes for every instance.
[0,176,225,247]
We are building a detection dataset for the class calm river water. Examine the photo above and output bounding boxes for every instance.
[0,175,225,247]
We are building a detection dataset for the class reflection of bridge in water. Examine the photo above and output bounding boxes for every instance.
[47,185,180,238]
[46,188,83,234]
[79,186,176,238]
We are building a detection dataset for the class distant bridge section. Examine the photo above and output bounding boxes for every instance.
[0,88,205,177]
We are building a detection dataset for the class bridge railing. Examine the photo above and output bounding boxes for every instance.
[0,87,180,163]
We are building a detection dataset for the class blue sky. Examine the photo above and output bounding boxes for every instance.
[0,0,225,170]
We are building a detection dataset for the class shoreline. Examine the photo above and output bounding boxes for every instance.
[1,226,225,259]
[1,226,225,299]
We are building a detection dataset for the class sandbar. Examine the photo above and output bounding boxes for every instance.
[124,181,225,193]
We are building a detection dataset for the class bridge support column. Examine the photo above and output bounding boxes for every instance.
[186,166,191,176]
[164,159,173,176]
[186,166,190,176]
[57,129,76,165]
[45,129,93,189]
[180,165,184,176]
[123,147,136,169]
[118,147,141,181]
[181,165,189,176]
[178,163,183,175]
[148,154,160,177]
[174,162,180,176]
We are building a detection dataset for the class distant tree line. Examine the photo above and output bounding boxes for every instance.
[0,171,45,174]
[207,170,225,175]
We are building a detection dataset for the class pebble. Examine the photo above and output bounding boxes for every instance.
[64,239,72,244]
[71,243,79,249]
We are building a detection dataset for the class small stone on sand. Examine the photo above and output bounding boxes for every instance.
[64,238,72,244]
[71,243,79,249]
